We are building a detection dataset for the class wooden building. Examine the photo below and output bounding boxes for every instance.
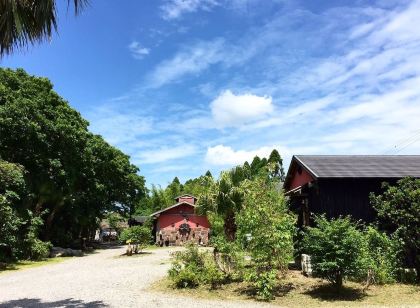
[284,155,420,226]
[150,194,210,246]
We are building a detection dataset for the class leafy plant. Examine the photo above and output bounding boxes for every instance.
[119,225,151,253]
[370,177,420,281]
[363,226,402,284]
[237,174,295,300]
[302,215,367,291]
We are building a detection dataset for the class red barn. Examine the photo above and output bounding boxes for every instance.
[150,194,210,246]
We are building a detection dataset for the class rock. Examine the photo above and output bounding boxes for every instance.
[49,247,83,258]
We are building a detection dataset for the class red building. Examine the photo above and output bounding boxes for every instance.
[150,194,210,246]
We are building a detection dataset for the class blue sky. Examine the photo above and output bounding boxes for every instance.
[2,0,420,187]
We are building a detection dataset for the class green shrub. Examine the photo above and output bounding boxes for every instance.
[202,256,227,289]
[363,226,402,284]
[370,177,420,282]
[169,264,201,288]
[246,269,277,301]
[28,239,52,260]
[168,243,206,288]
[21,212,52,260]
[168,243,229,289]
[119,225,151,253]
[302,215,367,290]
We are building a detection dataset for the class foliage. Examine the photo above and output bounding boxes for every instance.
[211,235,245,280]
[168,243,228,289]
[21,211,52,260]
[0,160,25,262]
[237,175,295,300]
[199,171,244,241]
[168,243,206,288]
[0,68,146,250]
[106,212,126,233]
[363,226,402,284]
[119,225,151,252]
[0,0,88,56]
[370,177,420,281]
[302,215,368,290]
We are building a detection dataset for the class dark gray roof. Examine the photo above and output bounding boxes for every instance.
[295,155,420,178]
[131,216,149,223]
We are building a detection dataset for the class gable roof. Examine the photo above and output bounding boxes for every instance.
[174,194,197,201]
[150,201,196,217]
[285,155,420,189]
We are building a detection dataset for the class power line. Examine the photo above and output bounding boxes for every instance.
[381,129,420,154]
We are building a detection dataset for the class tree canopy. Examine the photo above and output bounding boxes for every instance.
[0,68,145,251]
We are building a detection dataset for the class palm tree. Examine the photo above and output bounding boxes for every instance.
[0,0,88,56]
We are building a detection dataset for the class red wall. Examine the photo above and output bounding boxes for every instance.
[288,167,314,190]
[177,197,195,204]
[157,204,210,230]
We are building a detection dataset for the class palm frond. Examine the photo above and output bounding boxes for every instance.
[0,0,88,56]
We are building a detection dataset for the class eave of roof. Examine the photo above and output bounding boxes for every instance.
[293,155,420,178]
[174,194,197,200]
[150,201,196,217]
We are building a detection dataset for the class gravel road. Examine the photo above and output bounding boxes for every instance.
[0,246,276,308]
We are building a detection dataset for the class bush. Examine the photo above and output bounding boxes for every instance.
[302,215,367,290]
[168,243,207,288]
[27,238,52,260]
[363,226,402,284]
[370,177,420,281]
[168,243,228,289]
[119,225,151,253]
[21,212,52,260]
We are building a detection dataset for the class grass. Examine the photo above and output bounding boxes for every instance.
[0,257,67,274]
[151,270,420,307]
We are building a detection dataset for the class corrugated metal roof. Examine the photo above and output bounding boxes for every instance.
[294,155,420,178]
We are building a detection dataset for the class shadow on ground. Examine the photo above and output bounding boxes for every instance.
[304,284,367,301]
[0,298,107,307]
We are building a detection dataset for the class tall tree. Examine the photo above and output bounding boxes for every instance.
[0,0,88,56]
[0,68,145,245]
[268,149,285,181]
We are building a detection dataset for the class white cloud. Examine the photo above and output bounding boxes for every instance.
[146,39,225,88]
[210,90,273,127]
[160,0,220,20]
[133,144,197,164]
[205,144,284,166]
[128,41,150,59]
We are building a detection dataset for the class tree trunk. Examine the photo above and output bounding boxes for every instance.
[224,211,237,241]
[335,271,343,292]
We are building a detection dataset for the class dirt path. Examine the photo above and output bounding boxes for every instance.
[0,246,275,307]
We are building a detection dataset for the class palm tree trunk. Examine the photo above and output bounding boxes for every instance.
[224,211,237,241]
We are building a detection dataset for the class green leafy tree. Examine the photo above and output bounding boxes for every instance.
[0,68,145,248]
[0,160,25,262]
[302,215,367,291]
[268,149,285,181]
[199,171,244,241]
[370,177,420,281]
[0,0,88,56]
[237,176,295,300]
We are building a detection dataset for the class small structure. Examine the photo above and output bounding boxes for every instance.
[128,215,149,227]
[150,194,210,246]
[284,155,420,226]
